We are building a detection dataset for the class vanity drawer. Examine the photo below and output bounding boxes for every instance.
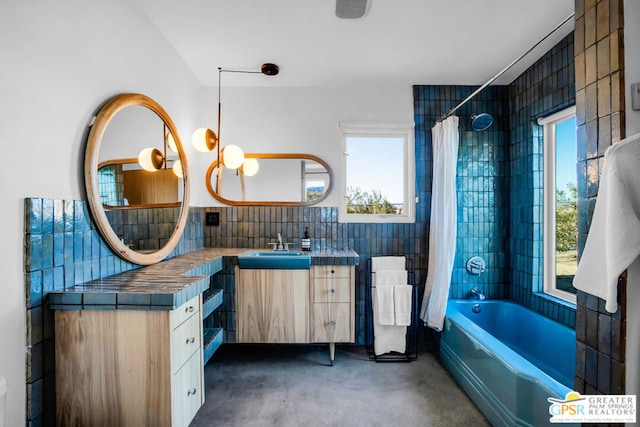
[313,265,351,279]
[172,350,203,427]
[171,310,201,373]
[312,303,351,343]
[313,277,351,303]
[171,295,200,330]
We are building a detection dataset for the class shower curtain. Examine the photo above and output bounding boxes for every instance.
[420,116,459,331]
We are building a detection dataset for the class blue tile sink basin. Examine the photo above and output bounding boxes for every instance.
[237,250,311,269]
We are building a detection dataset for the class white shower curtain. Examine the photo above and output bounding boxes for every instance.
[420,116,459,331]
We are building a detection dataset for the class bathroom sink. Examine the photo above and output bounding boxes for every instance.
[237,250,311,269]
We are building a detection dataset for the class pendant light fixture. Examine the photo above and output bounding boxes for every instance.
[138,125,183,178]
[191,63,280,176]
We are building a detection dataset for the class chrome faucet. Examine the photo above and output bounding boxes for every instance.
[469,287,486,301]
[268,232,292,251]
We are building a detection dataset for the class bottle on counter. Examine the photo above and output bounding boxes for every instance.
[301,226,312,251]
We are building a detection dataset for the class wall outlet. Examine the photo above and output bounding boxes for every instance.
[205,212,219,226]
[632,83,640,111]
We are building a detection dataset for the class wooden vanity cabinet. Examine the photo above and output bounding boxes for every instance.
[236,265,355,363]
[310,265,355,361]
[55,295,204,427]
[236,268,310,343]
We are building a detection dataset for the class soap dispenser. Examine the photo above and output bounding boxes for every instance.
[301,227,312,251]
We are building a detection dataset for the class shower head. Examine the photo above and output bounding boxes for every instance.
[471,113,494,131]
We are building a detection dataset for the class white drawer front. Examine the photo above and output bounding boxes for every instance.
[171,311,201,373]
[170,295,200,330]
[172,351,203,427]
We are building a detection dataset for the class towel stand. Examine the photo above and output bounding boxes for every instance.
[365,256,419,362]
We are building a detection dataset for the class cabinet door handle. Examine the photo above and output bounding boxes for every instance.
[330,269,335,274]
[329,321,336,326]
[330,288,335,293]
[186,337,195,344]
[187,388,197,396]
[186,306,195,313]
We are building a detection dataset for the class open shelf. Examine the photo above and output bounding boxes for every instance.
[203,327,223,365]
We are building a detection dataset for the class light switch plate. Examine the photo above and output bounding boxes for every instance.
[632,83,640,111]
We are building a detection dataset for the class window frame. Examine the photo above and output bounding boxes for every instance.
[338,122,415,223]
[538,106,577,304]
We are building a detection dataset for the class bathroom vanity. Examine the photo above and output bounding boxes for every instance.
[49,248,358,425]
[49,249,233,427]
[236,250,358,363]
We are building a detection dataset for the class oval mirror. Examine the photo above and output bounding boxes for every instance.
[85,93,190,265]
[205,153,333,206]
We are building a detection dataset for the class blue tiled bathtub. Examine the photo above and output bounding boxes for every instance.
[441,300,577,427]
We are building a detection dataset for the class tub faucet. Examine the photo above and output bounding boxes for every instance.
[469,287,486,301]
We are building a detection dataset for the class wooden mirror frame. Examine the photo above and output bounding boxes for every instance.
[205,153,333,206]
[85,93,190,265]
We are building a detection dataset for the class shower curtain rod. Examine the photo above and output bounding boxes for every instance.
[439,12,575,122]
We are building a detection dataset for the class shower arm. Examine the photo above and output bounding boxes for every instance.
[439,12,575,122]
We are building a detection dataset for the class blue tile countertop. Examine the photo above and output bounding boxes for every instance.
[48,248,359,310]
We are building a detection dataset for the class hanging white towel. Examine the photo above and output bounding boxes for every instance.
[573,131,640,313]
[373,270,407,286]
[371,256,405,272]
[372,290,407,355]
[394,284,413,326]
[374,286,395,325]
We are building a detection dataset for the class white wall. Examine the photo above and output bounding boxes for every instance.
[625,0,640,136]
[0,2,201,425]
[190,86,414,206]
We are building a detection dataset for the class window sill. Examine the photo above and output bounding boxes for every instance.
[533,292,576,311]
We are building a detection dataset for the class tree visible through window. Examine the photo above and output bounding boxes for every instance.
[540,106,577,303]
[338,123,415,223]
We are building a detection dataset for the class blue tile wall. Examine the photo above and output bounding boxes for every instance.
[24,198,204,424]
[508,33,576,327]
[414,85,511,301]
[203,206,430,346]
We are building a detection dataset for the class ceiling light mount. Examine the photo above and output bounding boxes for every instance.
[261,63,280,76]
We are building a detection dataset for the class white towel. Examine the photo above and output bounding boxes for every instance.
[573,131,640,313]
[394,285,413,326]
[372,289,407,355]
[371,256,405,272]
[373,270,407,286]
[374,286,395,325]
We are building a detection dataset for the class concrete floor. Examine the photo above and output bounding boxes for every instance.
[191,344,489,427]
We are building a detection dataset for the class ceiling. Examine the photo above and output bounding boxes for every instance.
[136,0,575,88]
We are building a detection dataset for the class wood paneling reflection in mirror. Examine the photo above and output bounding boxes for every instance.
[205,153,333,206]
[85,93,190,265]
[98,158,182,209]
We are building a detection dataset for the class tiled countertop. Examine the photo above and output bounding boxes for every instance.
[49,247,359,310]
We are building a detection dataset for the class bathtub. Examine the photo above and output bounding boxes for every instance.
[441,300,576,427]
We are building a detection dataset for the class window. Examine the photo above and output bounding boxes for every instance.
[339,122,415,223]
[539,106,577,303]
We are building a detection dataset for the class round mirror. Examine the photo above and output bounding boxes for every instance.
[85,93,190,265]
